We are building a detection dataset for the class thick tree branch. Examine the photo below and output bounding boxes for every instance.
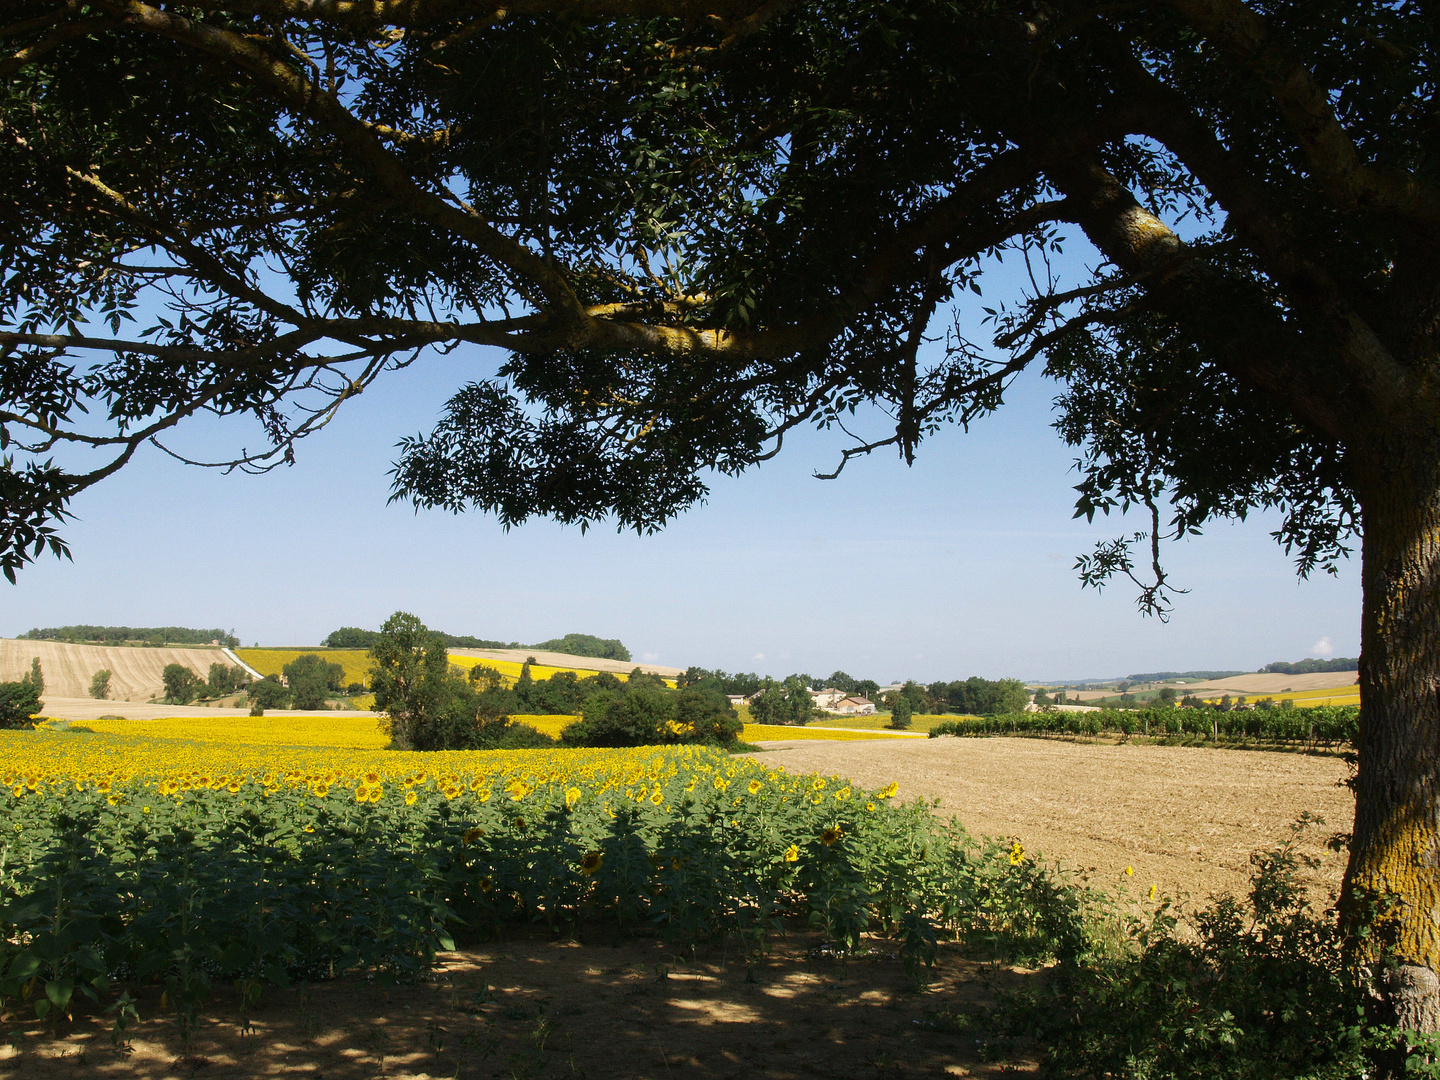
[1043,153,1360,444]
[1168,0,1440,226]
[110,0,590,324]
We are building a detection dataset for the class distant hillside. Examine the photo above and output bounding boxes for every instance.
[0,638,227,700]
[322,627,629,661]
[20,625,239,647]
[1126,669,1249,682]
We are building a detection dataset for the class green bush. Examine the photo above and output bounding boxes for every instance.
[991,817,1416,1078]
[246,676,290,711]
[559,685,741,748]
[0,680,42,728]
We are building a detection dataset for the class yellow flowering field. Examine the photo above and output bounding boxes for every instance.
[62,714,582,747]
[0,723,1072,1029]
[234,648,373,685]
[59,714,911,749]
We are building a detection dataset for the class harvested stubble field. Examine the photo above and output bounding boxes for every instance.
[0,639,226,702]
[758,735,1354,905]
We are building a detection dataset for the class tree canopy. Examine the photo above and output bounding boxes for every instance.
[6,0,1411,597]
[7,0,1440,1015]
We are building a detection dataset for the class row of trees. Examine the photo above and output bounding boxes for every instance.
[890,678,1030,717]
[368,613,737,750]
[20,626,239,647]
[323,626,631,661]
[1261,658,1359,675]
[678,666,1027,720]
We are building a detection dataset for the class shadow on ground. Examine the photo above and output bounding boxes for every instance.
[0,928,1042,1079]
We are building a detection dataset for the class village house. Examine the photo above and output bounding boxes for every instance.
[809,688,877,715]
[809,687,848,710]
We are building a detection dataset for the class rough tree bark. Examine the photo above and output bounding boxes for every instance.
[1345,437,1440,1035]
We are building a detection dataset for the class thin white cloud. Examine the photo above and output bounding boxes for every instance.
[752,652,765,661]
[642,652,659,662]
[1312,636,1334,657]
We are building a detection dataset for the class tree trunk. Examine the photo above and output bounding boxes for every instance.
[1343,447,1440,1040]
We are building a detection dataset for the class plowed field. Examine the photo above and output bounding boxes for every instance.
[758,735,1353,905]
[0,639,227,702]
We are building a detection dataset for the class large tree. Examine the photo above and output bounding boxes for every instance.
[3,0,1438,1017]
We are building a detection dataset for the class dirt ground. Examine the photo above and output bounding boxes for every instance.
[0,640,230,702]
[758,735,1354,905]
[0,929,1032,1080]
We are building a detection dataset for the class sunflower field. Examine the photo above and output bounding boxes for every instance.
[0,727,1094,1031]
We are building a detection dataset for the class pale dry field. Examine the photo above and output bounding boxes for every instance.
[35,698,377,721]
[759,735,1354,905]
[0,639,229,702]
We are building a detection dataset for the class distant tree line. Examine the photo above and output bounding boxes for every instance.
[366,613,733,750]
[891,678,1030,717]
[323,626,630,661]
[1124,669,1248,682]
[20,625,239,647]
[1261,658,1359,675]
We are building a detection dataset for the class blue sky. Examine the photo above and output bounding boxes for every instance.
[4,235,1361,683]
[4,347,1359,685]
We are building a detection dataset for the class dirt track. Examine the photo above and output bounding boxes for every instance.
[0,639,230,702]
[759,735,1353,906]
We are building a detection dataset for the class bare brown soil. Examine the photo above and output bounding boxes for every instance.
[0,929,1033,1079]
[0,640,230,702]
[757,735,1353,905]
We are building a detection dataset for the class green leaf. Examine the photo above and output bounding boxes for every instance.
[45,977,74,1011]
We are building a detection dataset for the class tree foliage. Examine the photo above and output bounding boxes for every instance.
[206,662,248,696]
[160,662,201,705]
[529,634,631,662]
[245,675,289,711]
[2,0,1414,602]
[749,677,814,726]
[0,660,43,728]
[282,653,344,710]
